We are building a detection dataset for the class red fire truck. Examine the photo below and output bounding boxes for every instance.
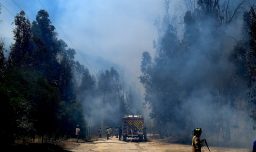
[122,115,147,141]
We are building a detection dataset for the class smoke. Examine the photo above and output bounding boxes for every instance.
[82,95,121,127]
[0,0,165,131]
[2,0,256,147]
[74,65,146,136]
[181,89,254,147]
[144,0,256,148]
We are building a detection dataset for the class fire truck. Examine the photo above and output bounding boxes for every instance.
[122,115,147,141]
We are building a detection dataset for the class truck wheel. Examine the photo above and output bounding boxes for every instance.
[139,135,143,142]
[143,134,147,142]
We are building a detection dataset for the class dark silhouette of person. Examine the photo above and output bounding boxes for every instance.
[98,128,102,138]
[75,124,80,143]
[118,127,122,140]
[253,140,256,152]
[192,128,202,152]
[106,128,110,140]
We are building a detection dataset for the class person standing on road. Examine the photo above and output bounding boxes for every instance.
[75,124,81,143]
[98,128,102,138]
[109,127,113,137]
[115,127,118,138]
[106,128,110,140]
[253,139,256,152]
[118,127,122,140]
[192,128,202,152]
[143,127,147,141]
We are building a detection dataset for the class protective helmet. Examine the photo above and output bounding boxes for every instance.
[193,128,202,136]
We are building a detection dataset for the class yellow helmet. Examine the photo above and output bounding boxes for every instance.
[193,128,202,135]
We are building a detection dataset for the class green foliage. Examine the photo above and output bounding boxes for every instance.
[0,9,89,144]
[0,68,40,141]
[0,85,16,145]
[245,7,256,85]
[9,11,33,67]
[0,41,5,79]
[243,7,256,125]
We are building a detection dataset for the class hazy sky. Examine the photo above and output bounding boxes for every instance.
[0,0,187,86]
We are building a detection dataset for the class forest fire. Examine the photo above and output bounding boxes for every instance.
[0,0,255,151]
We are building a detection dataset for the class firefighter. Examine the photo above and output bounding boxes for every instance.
[75,124,80,143]
[118,127,122,140]
[192,128,211,152]
[192,128,202,152]
[106,128,110,140]
[253,139,256,152]
[143,127,147,141]
[115,127,118,138]
[109,127,113,137]
[98,128,102,138]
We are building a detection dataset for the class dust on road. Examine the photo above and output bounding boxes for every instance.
[70,137,250,152]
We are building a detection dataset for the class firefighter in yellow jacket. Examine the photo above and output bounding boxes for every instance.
[192,128,202,152]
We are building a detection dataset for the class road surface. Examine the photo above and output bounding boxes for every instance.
[70,137,250,152]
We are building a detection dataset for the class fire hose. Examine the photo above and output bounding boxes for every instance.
[201,139,211,152]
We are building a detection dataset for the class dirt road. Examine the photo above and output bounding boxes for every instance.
[69,137,250,152]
